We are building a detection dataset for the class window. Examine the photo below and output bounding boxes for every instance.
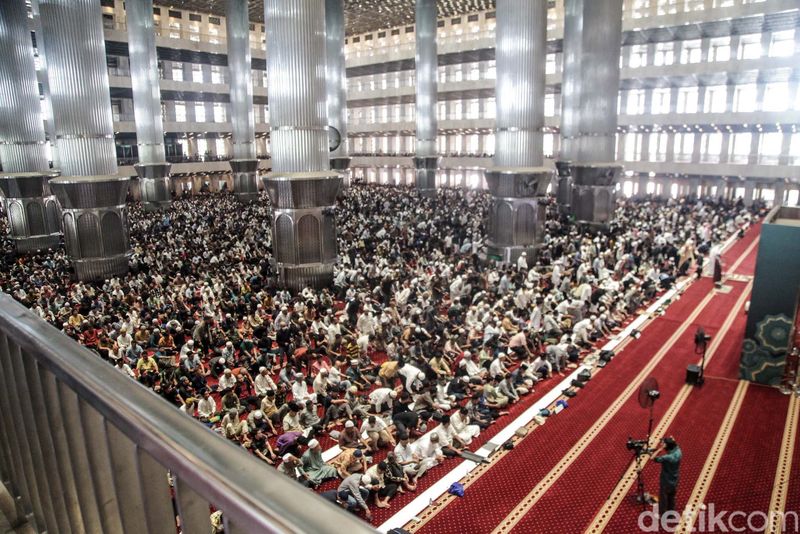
[197,138,208,156]
[544,94,555,117]
[629,45,648,68]
[674,132,694,162]
[189,13,201,22]
[701,132,722,163]
[546,54,556,75]
[195,103,206,122]
[215,138,226,157]
[626,89,646,115]
[654,42,674,66]
[153,7,161,15]
[192,64,203,83]
[758,132,782,163]
[680,40,702,64]
[677,87,698,113]
[763,82,789,112]
[708,37,730,62]
[175,101,186,122]
[651,88,671,114]
[211,66,222,84]
[703,85,727,113]
[733,84,756,112]
[208,16,221,25]
[171,63,184,81]
[213,103,225,122]
[169,10,182,18]
[769,30,795,57]
[624,133,643,160]
[648,133,668,161]
[729,132,751,163]
[543,134,554,157]
[738,35,761,60]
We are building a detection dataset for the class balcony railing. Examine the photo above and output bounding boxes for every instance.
[0,294,373,534]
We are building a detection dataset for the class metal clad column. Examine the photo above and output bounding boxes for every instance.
[559,0,623,227]
[0,1,61,252]
[485,0,551,264]
[39,0,131,280]
[227,0,260,203]
[128,0,171,210]
[264,0,342,290]
[413,0,439,196]
[326,0,351,185]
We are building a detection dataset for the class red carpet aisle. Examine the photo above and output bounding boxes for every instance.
[414,279,729,534]
[505,281,749,534]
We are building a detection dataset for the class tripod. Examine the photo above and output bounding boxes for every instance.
[608,447,656,509]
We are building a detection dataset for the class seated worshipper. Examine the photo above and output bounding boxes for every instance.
[114,357,136,379]
[435,415,467,456]
[245,428,278,465]
[254,366,277,397]
[450,406,481,445]
[277,454,313,487]
[197,389,219,424]
[344,386,371,420]
[369,387,398,413]
[218,368,237,391]
[412,431,445,475]
[391,393,421,437]
[332,447,369,479]
[386,451,416,491]
[393,432,428,480]
[447,375,472,401]
[337,473,373,521]
[299,400,324,435]
[300,439,338,486]
[458,351,487,383]
[360,415,394,452]
[338,419,368,450]
[291,373,315,404]
[497,373,522,404]
[135,352,159,387]
[221,410,248,440]
[246,409,270,433]
[282,402,307,435]
[258,390,280,432]
[365,459,407,508]
[220,388,242,414]
[275,431,307,457]
[320,390,351,430]
[482,375,510,409]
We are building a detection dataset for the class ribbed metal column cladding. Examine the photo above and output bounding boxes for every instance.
[0,1,50,174]
[326,0,351,183]
[559,0,623,227]
[0,173,62,252]
[30,0,58,170]
[265,0,328,173]
[414,0,439,196]
[494,0,546,169]
[39,0,130,279]
[38,0,117,178]
[226,0,259,202]
[128,0,172,209]
[486,0,550,264]
[264,0,342,290]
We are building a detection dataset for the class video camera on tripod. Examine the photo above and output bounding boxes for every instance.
[626,437,654,456]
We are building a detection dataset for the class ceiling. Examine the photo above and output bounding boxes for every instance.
[160,1,497,35]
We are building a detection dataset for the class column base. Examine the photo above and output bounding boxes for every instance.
[330,157,352,188]
[135,163,172,211]
[555,160,573,209]
[274,263,335,291]
[570,163,622,228]
[413,156,439,197]
[230,159,260,203]
[72,253,131,282]
[13,234,61,253]
[486,243,540,265]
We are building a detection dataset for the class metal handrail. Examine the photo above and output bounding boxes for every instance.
[0,294,375,534]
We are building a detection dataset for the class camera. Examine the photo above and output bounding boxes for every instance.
[626,437,651,454]
[694,327,712,346]
[647,389,660,401]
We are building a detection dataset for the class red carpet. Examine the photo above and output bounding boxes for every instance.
[506,282,748,534]
[700,385,790,516]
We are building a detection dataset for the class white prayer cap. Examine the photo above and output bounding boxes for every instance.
[253,410,264,419]
[345,420,355,428]
[259,367,267,373]
[282,454,293,462]
[389,390,398,398]
[361,474,373,485]
[308,439,320,448]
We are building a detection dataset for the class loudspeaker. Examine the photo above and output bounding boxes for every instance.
[685,364,703,386]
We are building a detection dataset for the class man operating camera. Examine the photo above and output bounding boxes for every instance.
[652,436,682,519]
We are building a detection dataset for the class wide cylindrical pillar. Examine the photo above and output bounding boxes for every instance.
[264,0,341,290]
[0,1,50,173]
[0,173,62,252]
[558,0,624,225]
[486,0,549,263]
[414,0,439,196]
[39,0,130,279]
[326,0,350,184]
[128,0,171,209]
[227,0,259,202]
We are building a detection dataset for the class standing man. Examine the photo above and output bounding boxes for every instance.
[652,436,682,520]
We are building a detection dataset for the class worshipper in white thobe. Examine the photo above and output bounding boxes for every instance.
[450,406,481,445]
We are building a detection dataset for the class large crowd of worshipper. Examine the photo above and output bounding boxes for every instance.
[0,184,761,522]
